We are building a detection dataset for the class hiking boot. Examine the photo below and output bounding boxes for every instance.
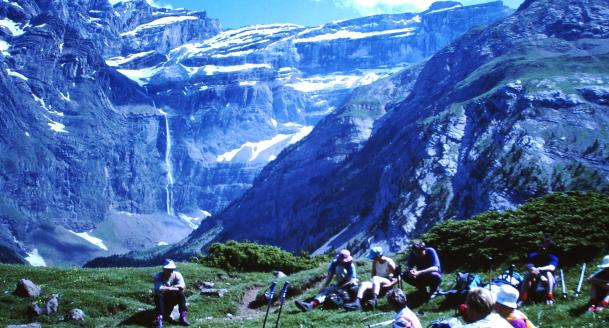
[546,299,554,305]
[343,299,362,311]
[546,293,554,305]
[366,298,377,308]
[179,311,190,326]
[155,315,163,328]
[295,300,313,312]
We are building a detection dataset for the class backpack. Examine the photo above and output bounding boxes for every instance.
[429,317,464,328]
[441,272,482,307]
[455,272,482,291]
[492,270,523,289]
[323,288,352,309]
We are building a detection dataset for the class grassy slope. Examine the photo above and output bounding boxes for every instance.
[1,261,608,327]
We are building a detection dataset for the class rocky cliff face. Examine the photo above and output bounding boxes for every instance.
[176,0,609,258]
[108,1,511,216]
[0,0,512,265]
[0,0,215,265]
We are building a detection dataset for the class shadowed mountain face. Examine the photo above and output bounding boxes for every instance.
[0,0,511,265]
[174,0,609,258]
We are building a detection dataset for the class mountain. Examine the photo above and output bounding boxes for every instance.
[108,0,513,217]
[0,0,219,265]
[0,0,511,265]
[170,0,609,258]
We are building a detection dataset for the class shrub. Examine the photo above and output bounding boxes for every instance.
[422,191,609,271]
[195,240,327,273]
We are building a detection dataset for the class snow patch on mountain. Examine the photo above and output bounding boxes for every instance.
[68,230,109,251]
[216,124,313,163]
[117,66,162,86]
[294,27,416,43]
[285,71,387,92]
[25,249,47,267]
[105,50,156,67]
[6,68,28,80]
[0,40,10,56]
[122,16,199,36]
[48,121,67,133]
[0,18,25,36]
[201,63,271,75]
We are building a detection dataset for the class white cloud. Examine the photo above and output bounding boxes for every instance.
[335,0,434,15]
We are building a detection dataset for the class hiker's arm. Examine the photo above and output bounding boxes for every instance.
[415,266,439,275]
[406,253,415,271]
[537,264,556,272]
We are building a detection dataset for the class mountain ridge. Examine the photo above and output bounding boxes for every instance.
[165,0,609,259]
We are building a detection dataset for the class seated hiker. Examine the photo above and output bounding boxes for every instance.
[387,289,423,328]
[345,246,398,310]
[587,255,609,312]
[402,240,442,300]
[519,241,558,305]
[153,259,189,327]
[295,249,358,311]
[495,284,537,328]
[462,287,512,328]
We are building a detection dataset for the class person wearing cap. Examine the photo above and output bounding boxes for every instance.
[153,259,189,327]
[386,289,423,328]
[344,246,398,310]
[402,240,442,300]
[462,287,512,328]
[518,241,558,306]
[295,249,358,312]
[586,255,609,312]
[495,284,536,328]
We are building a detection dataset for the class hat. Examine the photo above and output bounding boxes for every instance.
[496,284,519,309]
[162,259,177,270]
[599,255,609,269]
[366,246,383,260]
[336,249,353,263]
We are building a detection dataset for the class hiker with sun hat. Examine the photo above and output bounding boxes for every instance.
[295,249,358,312]
[153,259,189,327]
[494,284,536,328]
[587,255,609,312]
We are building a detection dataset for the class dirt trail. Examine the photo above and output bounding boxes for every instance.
[236,287,261,319]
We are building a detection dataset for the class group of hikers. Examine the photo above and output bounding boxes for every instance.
[150,240,609,328]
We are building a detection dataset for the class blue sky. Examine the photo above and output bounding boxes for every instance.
[146,0,525,28]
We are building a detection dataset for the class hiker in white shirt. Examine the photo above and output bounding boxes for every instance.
[344,246,398,310]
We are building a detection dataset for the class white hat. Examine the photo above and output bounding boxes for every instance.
[599,255,609,269]
[162,259,177,269]
[496,284,519,309]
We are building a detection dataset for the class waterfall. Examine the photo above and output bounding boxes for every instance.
[159,109,175,216]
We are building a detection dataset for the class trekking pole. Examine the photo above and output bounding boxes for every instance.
[262,281,277,328]
[274,281,289,328]
[366,319,394,328]
[508,264,515,287]
[396,264,403,289]
[560,269,567,299]
[575,263,586,297]
[487,256,493,290]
